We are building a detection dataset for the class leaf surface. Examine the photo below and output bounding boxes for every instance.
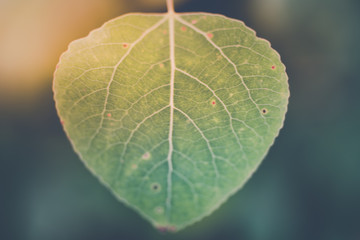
[53,12,289,231]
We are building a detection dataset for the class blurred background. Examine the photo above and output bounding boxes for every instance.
[1,0,359,239]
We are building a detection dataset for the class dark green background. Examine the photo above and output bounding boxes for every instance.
[1,0,359,239]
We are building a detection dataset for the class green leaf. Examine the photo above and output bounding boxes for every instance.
[53,12,289,231]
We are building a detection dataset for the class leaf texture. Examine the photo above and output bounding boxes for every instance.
[53,12,289,231]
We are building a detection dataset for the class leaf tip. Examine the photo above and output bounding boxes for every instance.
[156,225,177,233]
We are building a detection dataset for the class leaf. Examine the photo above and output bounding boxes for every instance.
[53,12,289,231]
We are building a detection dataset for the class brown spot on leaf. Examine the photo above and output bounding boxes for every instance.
[154,206,164,215]
[142,152,150,160]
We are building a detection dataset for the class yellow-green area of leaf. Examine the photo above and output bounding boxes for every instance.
[53,4,289,232]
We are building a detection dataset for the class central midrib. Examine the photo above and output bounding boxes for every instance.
[166,8,176,221]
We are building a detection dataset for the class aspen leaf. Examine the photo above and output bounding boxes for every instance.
[53,12,289,231]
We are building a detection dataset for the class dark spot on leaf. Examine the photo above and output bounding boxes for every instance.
[123,43,128,48]
[151,183,161,192]
[271,65,276,70]
[262,108,268,114]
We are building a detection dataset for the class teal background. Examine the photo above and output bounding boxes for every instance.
[1,0,359,239]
